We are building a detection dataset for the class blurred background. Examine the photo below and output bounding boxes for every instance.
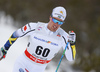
[0,0,100,72]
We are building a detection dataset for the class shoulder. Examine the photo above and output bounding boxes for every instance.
[37,22,48,26]
[28,22,37,29]
[57,28,69,37]
[29,22,47,27]
[57,28,69,44]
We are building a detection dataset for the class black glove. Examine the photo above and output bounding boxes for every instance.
[0,47,7,60]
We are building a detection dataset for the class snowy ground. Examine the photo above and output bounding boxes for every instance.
[0,12,74,72]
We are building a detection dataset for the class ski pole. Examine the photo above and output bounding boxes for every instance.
[55,42,69,72]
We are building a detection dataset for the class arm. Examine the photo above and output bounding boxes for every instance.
[62,31,76,61]
[0,22,37,60]
[0,32,18,60]
[65,42,76,61]
[68,31,76,60]
[4,32,18,50]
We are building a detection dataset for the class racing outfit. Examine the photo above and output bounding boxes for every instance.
[2,22,76,72]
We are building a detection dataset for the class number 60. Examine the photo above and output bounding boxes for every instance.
[35,46,50,57]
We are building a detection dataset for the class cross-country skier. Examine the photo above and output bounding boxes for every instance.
[0,6,76,72]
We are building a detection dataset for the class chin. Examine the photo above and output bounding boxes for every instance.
[52,29,57,32]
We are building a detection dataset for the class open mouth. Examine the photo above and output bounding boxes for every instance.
[52,26,58,31]
[53,26,57,29]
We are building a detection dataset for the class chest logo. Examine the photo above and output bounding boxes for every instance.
[57,33,61,37]
[38,27,42,31]
[34,36,58,46]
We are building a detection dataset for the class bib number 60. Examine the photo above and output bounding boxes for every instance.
[35,46,50,57]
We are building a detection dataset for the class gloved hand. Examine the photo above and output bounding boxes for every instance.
[0,47,7,60]
[68,31,76,44]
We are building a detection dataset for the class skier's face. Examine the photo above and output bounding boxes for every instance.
[48,16,63,32]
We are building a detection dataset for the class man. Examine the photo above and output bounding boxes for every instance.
[0,6,76,72]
